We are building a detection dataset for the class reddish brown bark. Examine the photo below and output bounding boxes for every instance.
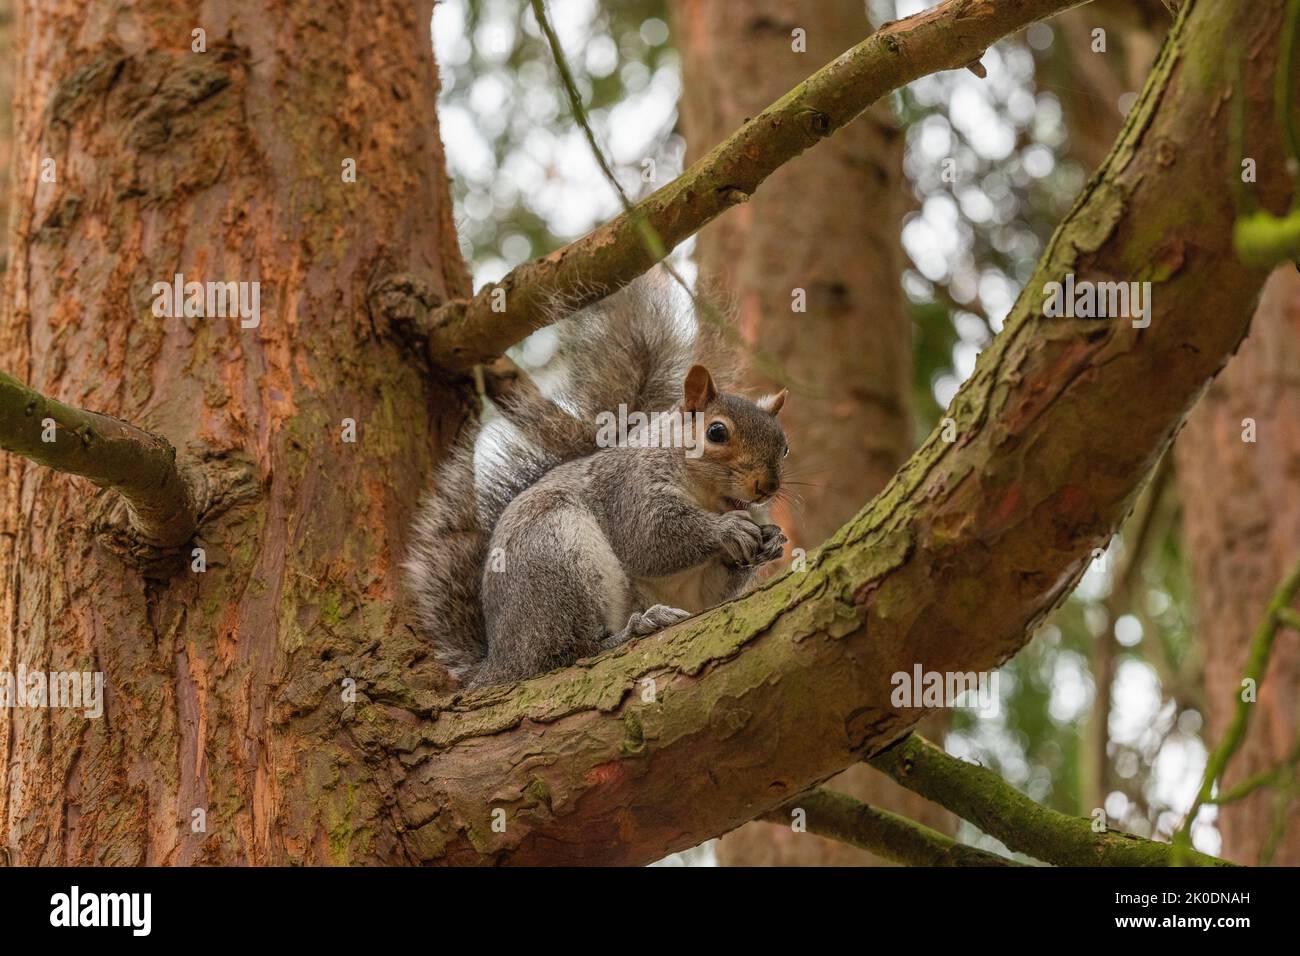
[0,0,467,863]
[0,0,13,256]
[0,0,1290,867]
[1175,268,1300,865]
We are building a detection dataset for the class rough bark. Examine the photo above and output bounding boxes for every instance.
[0,0,1292,867]
[671,0,951,866]
[0,0,468,864]
[386,0,1293,865]
[1175,268,1300,865]
[0,0,13,263]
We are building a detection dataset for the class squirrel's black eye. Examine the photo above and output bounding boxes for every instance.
[706,421,729,443]
[783,444,790,458]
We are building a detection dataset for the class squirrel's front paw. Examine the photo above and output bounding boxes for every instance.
[750,523,787,567]
[717,510,763,566]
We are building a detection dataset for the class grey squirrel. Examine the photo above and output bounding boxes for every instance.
[403,273,789,687]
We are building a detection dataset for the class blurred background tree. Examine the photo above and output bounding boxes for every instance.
[432,0,1299,864]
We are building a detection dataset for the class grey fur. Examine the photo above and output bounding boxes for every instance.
[402,272,787,687]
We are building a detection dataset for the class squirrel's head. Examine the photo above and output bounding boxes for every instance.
[679,364,789,513]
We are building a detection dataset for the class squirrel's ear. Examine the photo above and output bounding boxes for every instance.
[683,364,717,411]
[757,388,787,416]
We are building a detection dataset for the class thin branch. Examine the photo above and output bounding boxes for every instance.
[869,736,1237,867]
[1174,558,1300,856]
[1206,740,1300,806]
[424,0,1091,372]
[0,370,198,547]
[1260,779,1298,865]
[1276,606,1300,632]
[528,0,791,386]
[762,789,1024,867]
[1260,671,1300,863]
[528,0,633,218]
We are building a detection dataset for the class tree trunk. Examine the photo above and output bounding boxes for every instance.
[1175,267,1300,865]
[671,0,951,866]
[0,0,13,260]
[0,0,468,864]
[0,0,1291,866]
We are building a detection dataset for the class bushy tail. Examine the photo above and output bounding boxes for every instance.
[402,271,736,684]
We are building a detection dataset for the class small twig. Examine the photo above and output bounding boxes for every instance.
[1173,558,1300,859]
[1260,768,1297,865]
[1275,606,1300,632]
[1206,740,1299,805]
[527,0,797,389]
[0,370,198,547]
[1086,451,1173,810]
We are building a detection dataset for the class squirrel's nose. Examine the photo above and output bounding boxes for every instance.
[754,478,778,499]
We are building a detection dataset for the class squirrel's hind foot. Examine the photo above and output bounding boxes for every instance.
[602,604,692,650]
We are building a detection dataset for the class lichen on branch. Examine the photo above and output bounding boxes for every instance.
[0,370,199,547]
[869,736,1237,867]
[763,788,1023,866]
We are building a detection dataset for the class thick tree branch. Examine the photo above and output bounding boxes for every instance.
[869,736,1236,867]
[423,0,1091,372]
[383,0,1295,865]
[762,788,1023,866]
[0,370,198,547]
